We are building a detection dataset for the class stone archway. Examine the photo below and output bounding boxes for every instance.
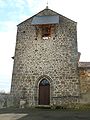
[39,79,50,105]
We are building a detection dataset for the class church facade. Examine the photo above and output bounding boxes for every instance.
[11,7,90,107]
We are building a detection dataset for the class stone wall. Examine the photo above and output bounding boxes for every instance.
[11,8,80,107]
[0,93,13,108]
[79,67,90,103]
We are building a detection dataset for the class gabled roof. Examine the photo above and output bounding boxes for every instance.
[17,7,76,26]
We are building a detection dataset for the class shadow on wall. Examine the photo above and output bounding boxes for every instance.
[80,91,90,104]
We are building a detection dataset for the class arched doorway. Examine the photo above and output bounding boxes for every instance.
[39,79,50,105]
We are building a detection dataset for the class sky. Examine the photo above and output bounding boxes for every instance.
[0,0,90,93]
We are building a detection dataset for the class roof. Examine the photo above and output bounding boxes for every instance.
[78,62,90,68]
[31,15,59,25]
[17,8,76,26]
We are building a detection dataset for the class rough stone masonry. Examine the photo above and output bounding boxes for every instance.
[11,7,80,107]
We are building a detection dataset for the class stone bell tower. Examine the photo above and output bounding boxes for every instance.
[11,7,80,107]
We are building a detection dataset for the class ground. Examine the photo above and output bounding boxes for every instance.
[0,108,90,120]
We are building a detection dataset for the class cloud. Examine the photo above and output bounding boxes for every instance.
[0,0,6,8]
[0,0,26,9]
[0,74,11,93]
[0,31,16,71]
[26,0,47,14]
[0,0,30,21]
[0,31,16,92]
[0,21,17,32]
[0,0,30,92]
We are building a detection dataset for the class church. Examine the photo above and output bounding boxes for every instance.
[11,6,90,107]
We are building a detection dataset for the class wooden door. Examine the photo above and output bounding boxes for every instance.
[39,79,50,105]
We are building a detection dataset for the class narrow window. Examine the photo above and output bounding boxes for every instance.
[42,25,51,39]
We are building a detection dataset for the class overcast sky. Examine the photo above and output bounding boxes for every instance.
[0,0,90,93]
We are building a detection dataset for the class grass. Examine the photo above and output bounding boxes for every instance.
[54,103,90,111]
[0,103,90,114]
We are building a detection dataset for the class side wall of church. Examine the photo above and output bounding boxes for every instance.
[11,9,80,107]
[79,68,90,103]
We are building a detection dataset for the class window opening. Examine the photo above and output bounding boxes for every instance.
[39,79,50,86]
[42,25,51,39]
